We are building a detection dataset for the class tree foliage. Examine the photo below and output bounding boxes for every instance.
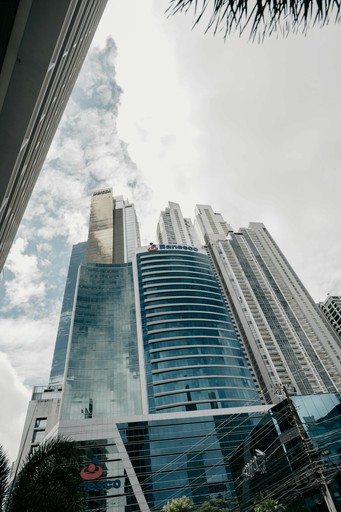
[5,437,84,512]
[163,496,194,512]
[254,498,286,512]
[196,498,238,512]
[0,446,10,512]
[167,0,341,40]
[164,497,241,512]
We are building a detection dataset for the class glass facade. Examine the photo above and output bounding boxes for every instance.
[231,393,341,511]
[87,190,140,265]
[61,263,142,420]
[75,410,266,512]
[137,249,260,413]
[293,393,341,478]
[87,189,114,264]
[118,413,262,511]
[49,242,87,385]
[20,193,341,512]
[62,394,341,512]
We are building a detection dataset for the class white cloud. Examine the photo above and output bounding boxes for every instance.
[2,238,46,313]
[17,37,152,253]
[0,353,30,462]
[96,1,341,301]
[1,37,153,320]
[0,316,59,385]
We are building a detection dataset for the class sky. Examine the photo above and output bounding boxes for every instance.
[1,0,341,461]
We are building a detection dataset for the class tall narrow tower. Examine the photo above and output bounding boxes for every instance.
[194,204,233,241]
[0,0,108,272]
[87,188,140,264]
[15,189,141,464]
[157,201,200,246]
[195,206,341,401]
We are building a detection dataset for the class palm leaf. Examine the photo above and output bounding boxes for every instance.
[0,446,10,511]
[167,0,341,38]
[6,437,84,512]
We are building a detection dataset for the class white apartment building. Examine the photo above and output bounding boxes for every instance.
[319,295,341,340]
[195,209,341,402]
[156,201,200,246]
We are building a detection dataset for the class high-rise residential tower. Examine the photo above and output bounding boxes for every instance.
[0,0,108,271]
[195,206,341,402]
[157,201,200,247]
[194,204,233,241]
[319,295,341,339]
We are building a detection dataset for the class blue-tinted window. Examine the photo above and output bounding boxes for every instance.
[137,250,259,412]
[61,263,142,421]
[152,365,251,381]
[148,328,236,340]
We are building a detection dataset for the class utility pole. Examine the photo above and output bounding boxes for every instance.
[282,387,337,512]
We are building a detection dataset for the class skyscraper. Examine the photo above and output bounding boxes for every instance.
[49,241,87,386]
[195,206,341,402]
[49,190,141,388]
[56,194,267,511]
[135,244,259,413]
[87,189,140,264]
[16,189,141,463]
[194,204,233,241]
[0,0,108,271]
[157,201,200,247]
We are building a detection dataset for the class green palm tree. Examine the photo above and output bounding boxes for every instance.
[0,446,10,511]
[167,0,341,39]
[5,437,84,512]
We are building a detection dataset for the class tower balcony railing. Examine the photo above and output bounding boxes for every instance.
[32,384,62,401]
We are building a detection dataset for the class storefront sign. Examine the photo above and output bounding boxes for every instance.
[80,479,121,491]
[80,455,121,491]
[159,244,198,252]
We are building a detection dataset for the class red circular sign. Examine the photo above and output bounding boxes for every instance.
[148,245,158,252]
[80,464,103,480]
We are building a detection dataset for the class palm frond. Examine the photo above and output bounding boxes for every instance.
[0,446,10,511]
[6,437,84,512]
[167,0,341,39]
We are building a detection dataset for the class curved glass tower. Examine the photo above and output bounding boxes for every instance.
[137,247,259,413]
